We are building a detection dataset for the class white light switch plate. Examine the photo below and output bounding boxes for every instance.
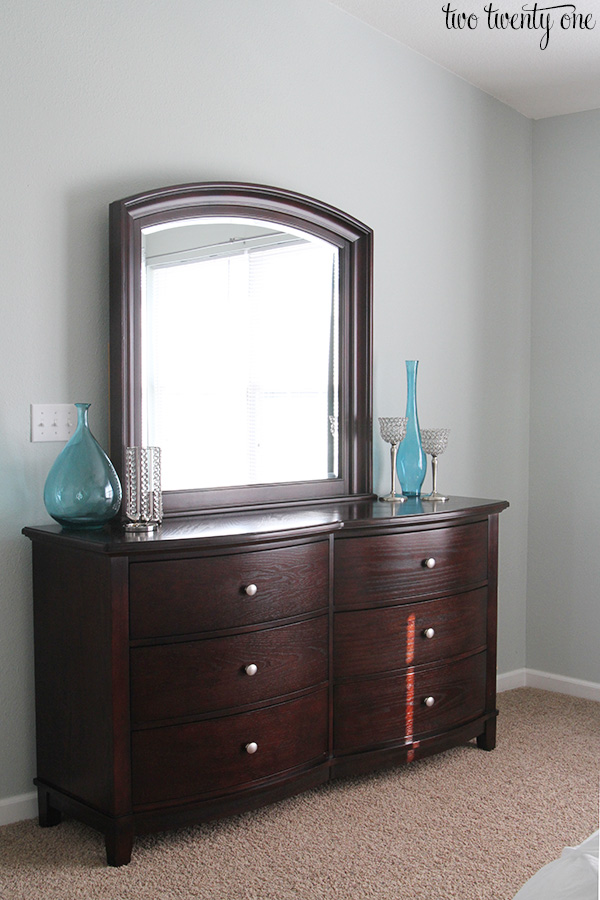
[31,404,77,442]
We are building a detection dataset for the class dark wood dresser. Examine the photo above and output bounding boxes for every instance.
[24,496,507,865]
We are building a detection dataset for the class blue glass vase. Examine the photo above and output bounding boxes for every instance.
[43,403,122,528]
[396,360,427,497]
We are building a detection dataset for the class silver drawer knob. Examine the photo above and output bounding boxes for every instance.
[423,557,436,569]
[424,696,435,707]
[244,584,258,597]
[245,663,258,676]
[423,627,435,639]
[245,741,258,754]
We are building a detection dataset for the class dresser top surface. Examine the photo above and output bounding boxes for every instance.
[23,496,509,555]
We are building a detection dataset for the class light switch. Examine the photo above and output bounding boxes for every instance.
[31,404,77,442]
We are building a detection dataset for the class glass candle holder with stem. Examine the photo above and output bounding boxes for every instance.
[420,428,450,502]
[378,417,408,502]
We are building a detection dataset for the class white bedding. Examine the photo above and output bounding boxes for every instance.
[512,830,599,900]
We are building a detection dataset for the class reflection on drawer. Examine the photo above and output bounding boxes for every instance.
[334,522,488,608]
[131,616,328,724]
[130,540,329,639]
[333,653,486,753]
[334,589,487,679]
[132,688,328,806]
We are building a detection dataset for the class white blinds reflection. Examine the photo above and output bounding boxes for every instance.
[144,240,339,491]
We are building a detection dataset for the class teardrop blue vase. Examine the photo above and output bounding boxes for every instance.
[396,360,427,497]
[43,403,122,528]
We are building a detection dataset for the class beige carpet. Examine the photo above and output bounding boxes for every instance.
[1,688,598,900]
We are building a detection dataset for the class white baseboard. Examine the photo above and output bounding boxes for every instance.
[497,668,528,692]
[498,668,600,702]
[0,791,37,827]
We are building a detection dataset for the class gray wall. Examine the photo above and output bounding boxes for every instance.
[529,110,600,683]
[1,0,531,806]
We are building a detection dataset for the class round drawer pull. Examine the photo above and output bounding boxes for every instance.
[423,696,436,708]
[245,741,258,754]
[423,557,436,569]
[423,627,435,639]
[244,584,258,597]
[244,663,258,676]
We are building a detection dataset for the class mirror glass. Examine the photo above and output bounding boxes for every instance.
[110,183,372,515]
[142,218,339,491]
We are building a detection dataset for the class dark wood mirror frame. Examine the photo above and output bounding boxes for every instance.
[109,182,373,516]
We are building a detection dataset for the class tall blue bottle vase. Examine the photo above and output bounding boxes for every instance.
[396,360,427,497]
[43,402,122,528]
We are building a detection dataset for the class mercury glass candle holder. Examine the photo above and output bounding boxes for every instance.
[378,417,408,502]
[420,428,450,502]
[123,446,163,531]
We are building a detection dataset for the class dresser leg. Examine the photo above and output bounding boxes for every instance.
[476,716,497,751]
[105,821,135,867]
[37,786,62,827]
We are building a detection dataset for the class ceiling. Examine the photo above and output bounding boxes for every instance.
[328,0,600,119]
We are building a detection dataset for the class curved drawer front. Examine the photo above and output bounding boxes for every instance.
[131,616,328,724]
[334,521,488,609]
[131,688,328,807]
[334,588,487,679]
[130,540,329,639]
[333,653,486,754]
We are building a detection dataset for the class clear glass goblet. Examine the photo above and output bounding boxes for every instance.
[420,428,450,502]
[378,417,408,502]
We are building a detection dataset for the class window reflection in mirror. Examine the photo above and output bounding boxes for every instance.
[142,218,340,491]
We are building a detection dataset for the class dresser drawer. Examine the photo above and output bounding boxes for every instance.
[334,588,487,679]
[131,688,328,806]
[130,540,329,639]
[334,521,488,609]
[131,616,328,724]
[333,653,486,754]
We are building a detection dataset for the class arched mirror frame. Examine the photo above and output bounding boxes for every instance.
[109,182,373,516]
